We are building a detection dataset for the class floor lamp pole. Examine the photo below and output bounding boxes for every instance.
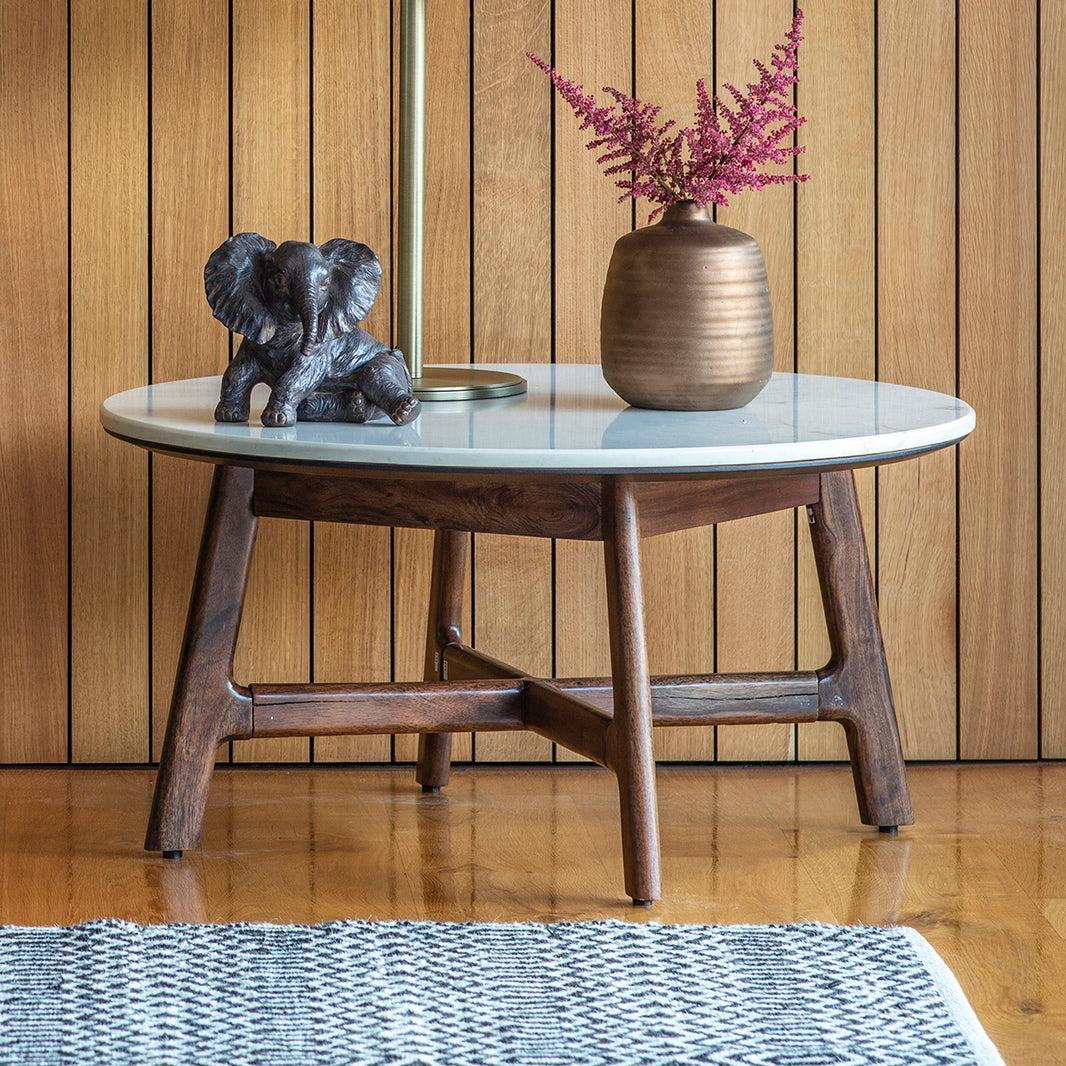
[397,0,526,401]
[397,0,425,380]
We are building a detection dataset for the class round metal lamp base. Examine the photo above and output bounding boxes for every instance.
[412,366,527,402]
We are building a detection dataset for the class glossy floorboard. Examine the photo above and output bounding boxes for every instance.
[1,763,1064,1063]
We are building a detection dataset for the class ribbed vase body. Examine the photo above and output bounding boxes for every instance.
[600,201,774,410]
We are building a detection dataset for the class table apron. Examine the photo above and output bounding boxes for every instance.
[250,469,822,539]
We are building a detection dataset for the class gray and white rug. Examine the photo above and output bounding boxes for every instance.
[0,919,1003,1065]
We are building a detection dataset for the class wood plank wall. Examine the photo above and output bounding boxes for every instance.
[1,0,1053,766]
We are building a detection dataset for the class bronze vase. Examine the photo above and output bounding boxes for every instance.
[600,200,774,410]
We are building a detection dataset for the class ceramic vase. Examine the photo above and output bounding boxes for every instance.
[599,200,774,411]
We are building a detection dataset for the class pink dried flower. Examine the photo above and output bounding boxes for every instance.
[528,10,808,219]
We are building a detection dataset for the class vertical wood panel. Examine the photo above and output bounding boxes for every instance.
[393,0,476,763]
[634,0,717,761]
[150,0,230,761]
[9,0,1056,768]
[70,0,150,762]
[0,0,68,762]
[552,0,631,369]
[551,0,630,761]
[470,0,554,761]
[795,0,876,761]
[311,0,393,763]
[1042,3,1066,757]
[957,0,1038,758]
[471,523,554,762]
[876,0,957,760]
[420,0,474,372]
[392,531,474,763]
[714,0,798,763]
[230,0,312,763]
[472,0,552,366]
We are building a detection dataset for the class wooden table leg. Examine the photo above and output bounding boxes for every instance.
[603,478,662,905]
[808,469,914,830]
[144,464,257,855]
[416,529,469,791]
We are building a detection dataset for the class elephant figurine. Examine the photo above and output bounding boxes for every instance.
[204,232,421,427]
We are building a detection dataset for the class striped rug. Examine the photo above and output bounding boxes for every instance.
[0,919,1003,1065]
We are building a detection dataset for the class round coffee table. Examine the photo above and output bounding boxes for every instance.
[102,364,975,905]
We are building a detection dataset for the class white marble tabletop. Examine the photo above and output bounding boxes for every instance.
[100,364,974,475]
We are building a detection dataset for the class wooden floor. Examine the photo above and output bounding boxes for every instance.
[2,762,1065,1063]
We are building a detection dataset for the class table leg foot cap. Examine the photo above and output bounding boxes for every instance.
[421,786,441,794]
[162,850,183,860]
[878,826,899,835]
[631,899,654,908]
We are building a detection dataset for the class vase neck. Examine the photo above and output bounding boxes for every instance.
[660,200,712,224]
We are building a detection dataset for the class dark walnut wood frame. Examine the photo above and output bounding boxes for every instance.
[146,461,912,906]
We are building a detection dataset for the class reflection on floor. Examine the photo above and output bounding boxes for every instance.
[2,762,1064,1061]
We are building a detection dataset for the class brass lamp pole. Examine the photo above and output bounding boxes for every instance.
[397,0,526,400]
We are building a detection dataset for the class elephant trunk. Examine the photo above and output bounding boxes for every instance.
[296,281,319,357]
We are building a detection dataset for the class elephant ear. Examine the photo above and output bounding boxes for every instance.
[318,239,383,337]
[204,232,278,343]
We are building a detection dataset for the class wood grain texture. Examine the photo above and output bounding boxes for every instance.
[393,528,474,764]
[145,466,257,853]
[152,460,220,762]
[253,471,605,539]
[555,540,613,762]
[147,457,905,902]
[309,513,392,764]
[470,534,555,761]
[603,480,661,902]
[416,530,471,785]
[551,0,630,762]
[472,0,551,366]
[749,763,1066,1061]
[8,0,1058,770]
[251,679,527,737]
[421,0,473,371]
[394,0,475,763]
[470,0,553,761]
[0,0,68,762]
[810,472,912,828]
[1041,3,1066,758]
[552,0,631,367]
[230,0,312,764]
[150,0,230,761]
[6,763,1066,1061]
[523,680,611,766]
[633,0,717,762]
[795,0,876,762]
[957,0,1038,758]
[876,0,958,760]
[70,0,150,762]
[636,476,820,537]
[555,673,819,724]
[641,527,717,762]
[714,0,798,763]
[311,0,393,763]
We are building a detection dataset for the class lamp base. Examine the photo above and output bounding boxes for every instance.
[412,366,527,402]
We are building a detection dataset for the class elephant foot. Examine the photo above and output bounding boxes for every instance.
[296,390,369,423]
[389,395,421,426]
[261,404,297,427]
[346,391,370,423]
[214,401,250,423]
